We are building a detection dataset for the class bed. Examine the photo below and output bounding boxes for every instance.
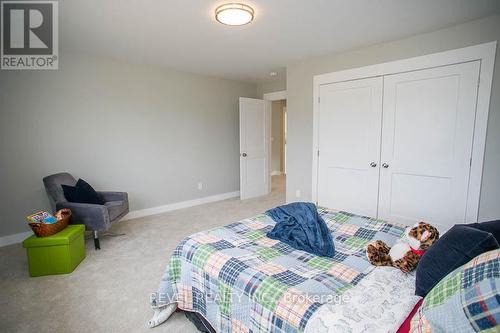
[151,207,422,332]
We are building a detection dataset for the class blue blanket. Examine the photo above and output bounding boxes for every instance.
[265,202,335,257]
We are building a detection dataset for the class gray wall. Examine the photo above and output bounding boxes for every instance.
[257,77,287,98]
[271,101,285,173]
[0,52,256,237]
[286,15,500,222]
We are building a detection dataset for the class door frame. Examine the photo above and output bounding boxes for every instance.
[311,41,497,223]
[282,106,287,174]
[264,90,287,193]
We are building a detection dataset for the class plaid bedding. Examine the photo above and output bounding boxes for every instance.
[411,249,500,332]
[152,207,406,332]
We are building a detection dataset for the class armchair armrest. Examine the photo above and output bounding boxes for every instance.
[56,202,110,231]
[97,191,128,203]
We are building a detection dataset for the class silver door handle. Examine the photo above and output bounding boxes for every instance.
[370,162,377,168]
[382,163,389,168]
[242,153,247,157]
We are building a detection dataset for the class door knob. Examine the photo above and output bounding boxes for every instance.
[242,153,247,157]
[370,162,377,168]
[382,163,389,168]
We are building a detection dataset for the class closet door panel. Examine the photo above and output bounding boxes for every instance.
[379,61,480,227]
[317,77,383,217]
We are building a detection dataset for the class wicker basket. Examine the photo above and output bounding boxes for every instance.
[29,209,72,237]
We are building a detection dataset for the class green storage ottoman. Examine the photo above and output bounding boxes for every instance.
[22,224,86,277]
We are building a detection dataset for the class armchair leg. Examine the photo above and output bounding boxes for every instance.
[93,231,101,250]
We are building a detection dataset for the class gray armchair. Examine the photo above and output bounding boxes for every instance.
[43,172,129,250]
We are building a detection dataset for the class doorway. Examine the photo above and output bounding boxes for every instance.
[270,99,286,194]
[238,90,287,200]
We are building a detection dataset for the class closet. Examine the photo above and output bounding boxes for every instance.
[316,60,482,227]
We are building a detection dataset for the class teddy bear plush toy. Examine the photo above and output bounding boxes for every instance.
[366,222,440,273]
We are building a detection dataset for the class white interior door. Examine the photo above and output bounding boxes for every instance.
[317,77,383,217]
[378,61,480,227]
[240,97,270,200]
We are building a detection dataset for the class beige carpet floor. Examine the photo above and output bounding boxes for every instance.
[0,176,285,333]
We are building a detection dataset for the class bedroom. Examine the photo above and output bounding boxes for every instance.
[0,1,499,332]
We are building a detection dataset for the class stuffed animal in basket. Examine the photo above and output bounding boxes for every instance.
[366,222,440,273]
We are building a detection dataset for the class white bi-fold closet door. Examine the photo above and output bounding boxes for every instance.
[317,61,480,227]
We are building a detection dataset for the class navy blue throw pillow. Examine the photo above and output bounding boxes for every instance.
[61,184,77,202]
[463,220,500,244]
[415,224,499,297]
[62,179,103,205]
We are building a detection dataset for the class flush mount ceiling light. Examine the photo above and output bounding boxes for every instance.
[215,3,254,26]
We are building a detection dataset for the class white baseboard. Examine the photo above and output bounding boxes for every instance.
[0,191,240,247]
[271,171,283,176]
[122,190,240,221]
[0,231,33,247]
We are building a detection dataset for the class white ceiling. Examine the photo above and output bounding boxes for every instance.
[61,0,500,83]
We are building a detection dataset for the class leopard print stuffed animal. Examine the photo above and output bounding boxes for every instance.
[366,222,440,273]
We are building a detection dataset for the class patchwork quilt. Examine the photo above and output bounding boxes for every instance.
[411,249,500,333]
[152,207,407,332]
